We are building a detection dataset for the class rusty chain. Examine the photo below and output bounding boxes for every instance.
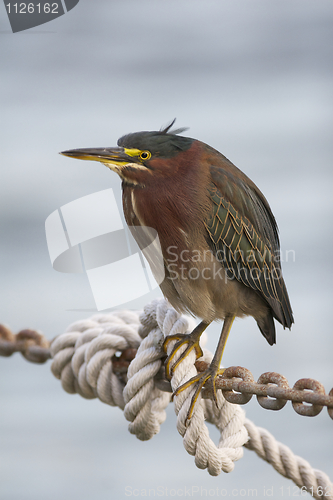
[195,362,333,420]
[0,324,51,363]
[1,324,332,419]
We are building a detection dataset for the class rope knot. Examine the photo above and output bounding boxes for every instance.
[50,311,141,408]
[125,299,248,475]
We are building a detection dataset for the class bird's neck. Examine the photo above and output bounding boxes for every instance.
[122,144,211,256]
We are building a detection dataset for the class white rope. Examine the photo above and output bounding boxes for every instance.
[123,326,171,441]
[244,419,333,500]
[50,299,333,496]
[137,299,248,475]
[51,311,142,408]
[50,309,170,437]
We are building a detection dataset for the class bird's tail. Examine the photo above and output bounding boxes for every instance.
[256,311,276,346]
[269,278,294,330]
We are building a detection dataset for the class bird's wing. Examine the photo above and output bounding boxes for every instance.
[205,176,293,328]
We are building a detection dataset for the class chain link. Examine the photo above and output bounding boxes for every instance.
[0,324,51,363]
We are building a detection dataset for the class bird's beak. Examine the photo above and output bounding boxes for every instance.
[60,147,137,168]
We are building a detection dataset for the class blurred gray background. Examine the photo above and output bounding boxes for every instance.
[0,0,332,498]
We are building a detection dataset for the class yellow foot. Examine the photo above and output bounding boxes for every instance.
[163,333,203,380]
[172,366,225,422]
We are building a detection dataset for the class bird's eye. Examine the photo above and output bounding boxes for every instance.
[140,151,151,161]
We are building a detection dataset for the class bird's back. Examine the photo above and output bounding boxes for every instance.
[204,145,294,334]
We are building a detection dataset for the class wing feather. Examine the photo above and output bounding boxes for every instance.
[205,181,293,328]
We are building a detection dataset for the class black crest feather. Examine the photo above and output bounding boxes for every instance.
[160,118,189,136]
[118,120,193,158]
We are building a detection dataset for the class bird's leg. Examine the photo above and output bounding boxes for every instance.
[172,314,235,422]
[163,321,210,380]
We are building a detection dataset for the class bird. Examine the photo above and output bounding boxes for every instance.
[61,120,294,420]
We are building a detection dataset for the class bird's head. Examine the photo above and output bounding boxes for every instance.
[61,120,195,187]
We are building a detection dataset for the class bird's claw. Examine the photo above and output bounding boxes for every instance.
[163,333,203,380]
[172,366,225,423]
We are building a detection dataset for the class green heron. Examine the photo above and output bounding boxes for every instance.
[61,120,294,420]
